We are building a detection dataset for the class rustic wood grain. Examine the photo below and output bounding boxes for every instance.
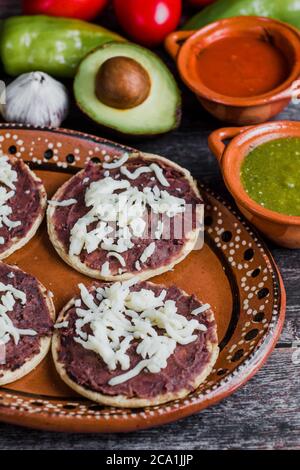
[0,348,298,450]
[0,13,299,447]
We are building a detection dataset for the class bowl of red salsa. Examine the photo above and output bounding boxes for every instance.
[208,120,300,248]
[165,16,300,125]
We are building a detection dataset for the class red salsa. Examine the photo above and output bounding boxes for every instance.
[196,36,289,98]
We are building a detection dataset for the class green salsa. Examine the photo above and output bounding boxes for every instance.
[241,137,300,216]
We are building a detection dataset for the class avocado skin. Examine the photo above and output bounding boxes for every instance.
[74,42,182,138]
[76,106,182,142]
[76,99,182,142]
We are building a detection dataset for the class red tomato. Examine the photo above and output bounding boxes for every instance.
[187,0,216,6]
[113,0,182,47]
[22,0,108,21]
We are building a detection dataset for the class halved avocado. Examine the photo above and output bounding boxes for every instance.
[74,42,181,137]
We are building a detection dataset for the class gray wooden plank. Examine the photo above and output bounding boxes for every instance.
[0,347,298,450]
[271,248,300,345]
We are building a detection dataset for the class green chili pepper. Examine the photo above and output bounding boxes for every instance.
[183,0,300,30]
[1,15,124,78]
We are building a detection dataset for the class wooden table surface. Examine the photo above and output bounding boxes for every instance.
[0,15,299,449]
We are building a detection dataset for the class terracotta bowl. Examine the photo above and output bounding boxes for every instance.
[208,120,300,248]
[165,16,300,125]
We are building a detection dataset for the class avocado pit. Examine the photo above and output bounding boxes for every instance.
[95,56,151,110]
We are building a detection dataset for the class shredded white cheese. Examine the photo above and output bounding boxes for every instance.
[154,220,164,239]
[0,283,37,346]
[107,252,126,267]
[149,163,170,187]
[54,321,69,329]
[120,162,170,188]
[48,198,77,207]
[120,165,152,180]
[0,156,18,190]
[0,211,21,229]
[70,281,207,386]
[101,261,111,276]
[130,217,146,237]
[135,260,141,271]
[191,303,211,316]
[68,169,186,273]
[0,282,26,304]
[143,187,185,217]
[0,156,22,238]
[140,242,155,264]
[102,152,129,169]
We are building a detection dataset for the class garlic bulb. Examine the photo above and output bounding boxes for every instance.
[0,71,69,127]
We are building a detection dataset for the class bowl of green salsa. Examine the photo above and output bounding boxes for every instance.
[241,137,300,217]
[208,121,300,248]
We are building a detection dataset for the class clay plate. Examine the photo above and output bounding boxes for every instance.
[0,124,286,432]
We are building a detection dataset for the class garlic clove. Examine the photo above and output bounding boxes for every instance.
[0,71,69,128]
